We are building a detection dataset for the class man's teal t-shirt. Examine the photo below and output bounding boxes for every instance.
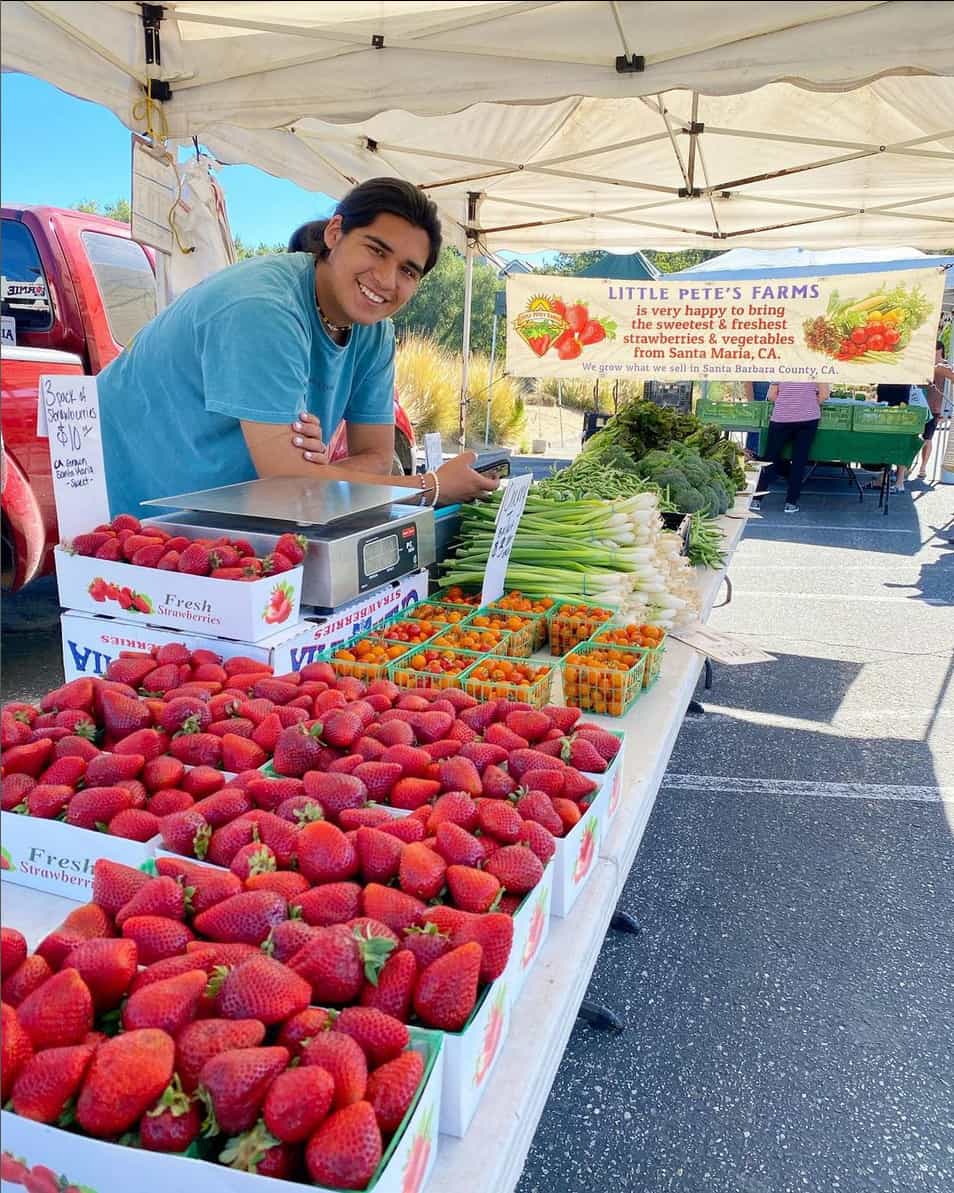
[97,252,395,516]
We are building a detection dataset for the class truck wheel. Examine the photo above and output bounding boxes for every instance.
[392,428,414,476]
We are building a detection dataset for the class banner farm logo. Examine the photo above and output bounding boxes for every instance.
[514,294,616,361]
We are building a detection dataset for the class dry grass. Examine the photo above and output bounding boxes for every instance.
[396,334,527,446]
[530,375,644,413]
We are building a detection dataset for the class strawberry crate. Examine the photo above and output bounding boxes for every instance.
[588,623,667,690]
[817,402,854,431]
[548,598,618,657]
[696,397,769,430]
[505,863,553,1006]
[0,1028,443,1193]
[462,656,556,709]
[435,974,510,1137]
[551,772,611,917]
[852,403,927,434]
[388,647,488,691]
[561,642,647,717]
[463,609,538,658]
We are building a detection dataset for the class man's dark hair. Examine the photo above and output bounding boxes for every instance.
[938,340,945,352]
[288,177,442,274]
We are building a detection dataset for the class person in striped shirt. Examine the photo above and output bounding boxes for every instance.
[754,381,828,514]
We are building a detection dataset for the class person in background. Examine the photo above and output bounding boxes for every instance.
[914,341,954,481]
[751,380,828,514]
[873,383,916,493]
[743,381,771,458]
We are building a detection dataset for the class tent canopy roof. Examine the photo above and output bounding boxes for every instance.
[4,1,954,250]
[577,251,658,280]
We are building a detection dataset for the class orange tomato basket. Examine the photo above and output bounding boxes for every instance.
[561,642,646,716]
[463,655,555,708]
[547,599,617,657]
[588,621,667,689]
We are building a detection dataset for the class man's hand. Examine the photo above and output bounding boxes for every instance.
[433,452,500,504]
[291,411,330,465]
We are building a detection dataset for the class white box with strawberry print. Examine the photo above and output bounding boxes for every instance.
[504,864,553,1008]
[594,731,626,824]
[54,546,303,645]
[436,973,510,1137]
[0,1028,443,1193]
[0,810,153,901]
[549,776,611,918]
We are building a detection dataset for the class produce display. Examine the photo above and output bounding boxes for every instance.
[549,603,615,657]
[68,515,305,580]
[803,283,932,364]
[562,646,647,716]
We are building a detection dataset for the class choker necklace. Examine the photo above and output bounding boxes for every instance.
[316,301,351,337]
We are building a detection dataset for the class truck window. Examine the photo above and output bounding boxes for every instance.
[1,218,54,332]
[80,230,156,347]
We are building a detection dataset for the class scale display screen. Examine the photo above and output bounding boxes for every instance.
[358,523,419,589]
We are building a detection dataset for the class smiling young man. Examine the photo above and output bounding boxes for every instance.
[97,177,497,515]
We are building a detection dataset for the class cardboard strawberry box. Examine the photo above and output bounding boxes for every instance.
[0,1029,442,1193]
[550,777,611,918]
[436,973,510,1138]
[505,864,553,1007]
[0,810,154,900]
[593,731,626,823]
[54,546,303,645]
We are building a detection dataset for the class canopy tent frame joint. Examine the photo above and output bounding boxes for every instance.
[615,53,645,73]
[140,3,164,67]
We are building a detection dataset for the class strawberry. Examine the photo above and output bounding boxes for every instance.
[1,926,27,975]
[16,968,94,1051]
[292,882,362,927]
[20,783,74,819]
[52,734,101,762]
[361,883,427,935]
[262,1066,335,1146]
[175,1018,266,1095]
[181,765,227,797]
[505,709,551,742]
[274,532,307,565]
[92,857,153,917]
[320,708,365,750]
[446,864,501,913]
[2,955,52,1007]
[303,771,368,820]
[358,946,417,1021]
[515,789,565,836]
[272,722,325,776]
[368,720,415,748]
[159,808,212,859]
[35,903,113,969]
[306,1101,382,1189]
[217,954,311,1025]
[140,1074,202,1153]
[230,841,276,881]
[61,937,138,1011]
[517,818,555,864]
[477,799,524,843]
[1,738,54,776]
[121,915,194,964]
[432,821,483,868]
[552,796,582,833]
[198,1045,289,1135]
[540,703,580,733]
[300,1030,367,1108]
[335,1006,409,1067]
[170,731,222,768]
[11,1042,95,1124]
[100,690,153,740]
[116,875,187,926]
[208,716,256,740]
[1,712,33,749]
[562,766,598,801]
[191,788,253,827]
[352,761,402,800]
[109,807,161,840]
[158,697,210,735]
[38,754,87,787]
[399,843,446,900]
[563,736,608,772]
[290,924,394,1006]
[128,949,218,999]
[193,890,287,945]
[425,904,515,984]
[348,917,400,948]
[426,791,479,834]
[105,656,157,688]
[366,1049,424,1135]
[120,532,162,561]
[339,806,392,830]
[251,811,299,867]
[575,726,622,760]
[263,918,320,963]
[485,843,544,894]
[122,969,208,1034]
[207,818,259,868]
[297,820,359,884]
[77,1028,175,1137]
[114,727,170,761]
[246,873,310,903]
[1,1002,34,1101]
[148,787,195,816]
[157,550,181,570]
[412,941,482,1030]
[355,826,404,883]
[2,772,36,811]
[482,722,529,752]
[420,739,461,762]
[354,735,386,762]
[378,816,426,844]
[138,663,180,695]
[401,922,452,971]
[390,776,441,810]
[247,776,304,811]
[177,542,214,575]
[520,768,565,798]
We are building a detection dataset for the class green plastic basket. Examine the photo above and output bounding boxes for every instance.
[589,623,666,690]
[430,583,485,610]
[387,646,488,690]
[462,655,556,708]
[548,598,618,657]
[424,623,513,656]
[853,404,927,434]
[817,403,854,431]
[561,642,646,717]
[697,398,769,430]
[322,635,414,681]
[464,608,539,657]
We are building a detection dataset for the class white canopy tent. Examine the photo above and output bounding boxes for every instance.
[4,1,954,439]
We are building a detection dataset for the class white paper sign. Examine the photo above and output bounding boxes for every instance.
[131,133,176,255]
[670,622,775,665]
[41,374,111,539]
[480,471,533,606]
[1,315,16,346]
[424,432,443,473]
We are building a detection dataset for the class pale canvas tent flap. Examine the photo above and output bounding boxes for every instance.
[3,1,954,250]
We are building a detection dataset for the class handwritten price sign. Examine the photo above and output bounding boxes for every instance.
[40,374,111,539]
[480,472,533,606]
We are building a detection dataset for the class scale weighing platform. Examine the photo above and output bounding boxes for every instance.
[143,477,435,611]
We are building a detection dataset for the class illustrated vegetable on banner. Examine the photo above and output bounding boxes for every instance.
[505,266,949,384]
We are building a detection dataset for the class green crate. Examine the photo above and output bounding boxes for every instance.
[697,398,768,430]
[817,403,854,431]
[462,655,556,708]
[561,642,646,717]
[853,404,927,434]
[321,635,414,681]
[548,598,618,657]
[387,645,488,691]
[588,623,667,689]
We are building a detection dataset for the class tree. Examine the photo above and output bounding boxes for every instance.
[643,248,720,274]
[539,251,605,276]
[72,198,131,223]
[392,247,500,357]
[233,236,285,259]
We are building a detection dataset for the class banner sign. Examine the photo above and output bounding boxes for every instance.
[506,267,947,384]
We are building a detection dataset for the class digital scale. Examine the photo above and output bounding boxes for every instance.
[143,477,436,611]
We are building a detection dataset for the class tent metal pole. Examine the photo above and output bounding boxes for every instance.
[486,313,499,444]
[459,192,481,452]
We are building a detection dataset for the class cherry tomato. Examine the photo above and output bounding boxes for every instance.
[883,328,900,346]
[865,321,885,337]
[851,328,867,344]
[867,334,885,351]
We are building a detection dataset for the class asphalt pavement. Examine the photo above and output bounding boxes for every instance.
[517,466,954,1193]
[1,465,952,1193]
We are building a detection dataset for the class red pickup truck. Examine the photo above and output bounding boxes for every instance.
[1,205,415,594]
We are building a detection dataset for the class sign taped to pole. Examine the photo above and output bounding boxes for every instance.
[505,267,948,384]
